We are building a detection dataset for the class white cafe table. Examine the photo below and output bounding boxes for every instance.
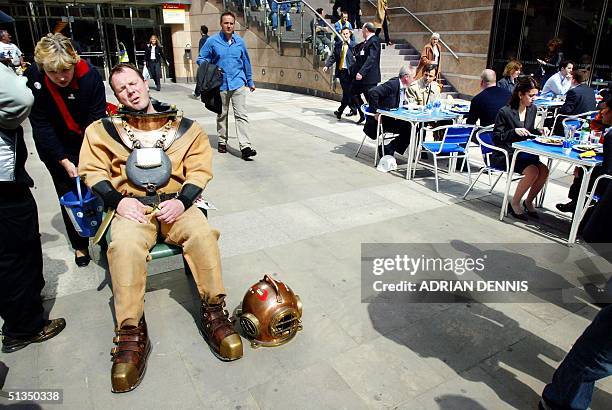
[376,107,462,179]
[534,97,565,127]
[499,139,603,244]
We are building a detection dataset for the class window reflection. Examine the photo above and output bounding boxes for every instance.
[490,0,610,86]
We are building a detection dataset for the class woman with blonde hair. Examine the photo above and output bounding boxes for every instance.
[416,33,442,80]
[26,33,106,267]
[145,34,166,91]
[497,59,522,93]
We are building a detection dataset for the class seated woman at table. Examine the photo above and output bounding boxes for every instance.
[497,59,522,94]
[493,76,550,221]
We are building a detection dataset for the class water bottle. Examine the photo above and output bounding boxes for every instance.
[580,122,590,144]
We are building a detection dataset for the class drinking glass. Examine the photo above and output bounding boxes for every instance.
[590,131,603,145]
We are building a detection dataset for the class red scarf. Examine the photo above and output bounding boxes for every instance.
[44,59,90,136]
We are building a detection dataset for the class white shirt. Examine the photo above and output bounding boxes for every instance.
[432,46,440,64]
[542,71,571,96]
[398,83,407,108]
[0,42,22,66]
[149,45,156,60]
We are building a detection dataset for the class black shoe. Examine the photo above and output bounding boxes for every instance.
[357,115,365,125]
[218,143,227,153]
[584,283,612,308]
[523,200,540,219]
[334,110,342,119]
[555,201,576,213]
[156,87,161,91]
[75,251,91,267]
[241,147,257,160]
[508,204,528,221]
[347,109,357,117]
[2,318,66,353]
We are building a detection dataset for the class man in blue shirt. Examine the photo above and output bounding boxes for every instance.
[334,11,353,32]
[197,11,257,160]
[541,60,573,97]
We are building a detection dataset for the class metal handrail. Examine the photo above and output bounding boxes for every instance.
[365,0,459,61]
[270,0,343,42]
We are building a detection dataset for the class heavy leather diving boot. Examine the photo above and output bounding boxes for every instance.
[200,296,243,361]
[110,316,151,393]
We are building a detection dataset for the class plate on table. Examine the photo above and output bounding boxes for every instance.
[450,104,470,113]
[533,136,563,146]
[573,144,603,154]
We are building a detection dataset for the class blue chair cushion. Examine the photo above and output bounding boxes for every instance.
[422,141,466,155]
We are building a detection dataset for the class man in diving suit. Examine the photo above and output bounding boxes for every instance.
[79,63,242,393]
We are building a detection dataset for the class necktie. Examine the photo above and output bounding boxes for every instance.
[339,43,347,70]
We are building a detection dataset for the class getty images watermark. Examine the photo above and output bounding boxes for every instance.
[361,242,612,304]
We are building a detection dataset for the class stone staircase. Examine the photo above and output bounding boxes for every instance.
[225,1,459,97]
[243,5,308,48]
[359,0,459,98]
[380,41,458,98]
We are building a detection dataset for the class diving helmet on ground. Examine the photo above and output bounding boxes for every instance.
[237,274,302,348]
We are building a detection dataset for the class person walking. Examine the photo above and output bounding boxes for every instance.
[193,25,210,98]
[0,61,66,354]
[353,22,381,124]
[26,33,106,267]
[324,27,357,119]
[373,0,391,45]
[145,34,166,91]
[197,11,257,160]
[416,33,442,80]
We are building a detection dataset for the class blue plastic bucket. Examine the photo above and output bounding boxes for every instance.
[59,176,103,238]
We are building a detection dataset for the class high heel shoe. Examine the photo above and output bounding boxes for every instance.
[523,200,539,219]
[75,250,91,267]
[508,204,528,221]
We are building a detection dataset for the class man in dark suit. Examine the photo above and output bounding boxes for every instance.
[556,90,609,213]
[345,0,361,30]
[194,25,210,98]
[466,69,511,126]
[324,27,357,119]
[541,97,612,410]
[353,22,381,124]
[365,66,416,157]
[553,69,597,134]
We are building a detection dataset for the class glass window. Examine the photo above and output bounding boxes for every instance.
[591,4,611,86]
[137,9,152,19]
[81,7,96,18]
[491,0,526,75]
[557,0,606,72]
[519,0,561,78]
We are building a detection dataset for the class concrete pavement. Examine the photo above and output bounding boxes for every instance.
[1,82,611,409]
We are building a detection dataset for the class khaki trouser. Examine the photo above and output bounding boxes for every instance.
[107,206,225,327]
[217,86,252,149]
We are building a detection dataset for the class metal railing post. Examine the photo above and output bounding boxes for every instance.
[299,2,305,56]
[243,0,249,28]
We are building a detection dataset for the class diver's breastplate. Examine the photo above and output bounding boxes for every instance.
[110,113,183,193]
